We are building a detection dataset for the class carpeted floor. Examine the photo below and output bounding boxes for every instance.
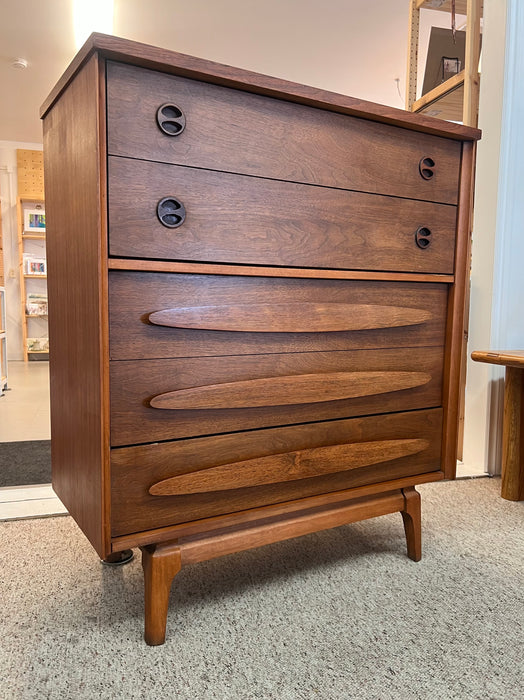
[0,440,51,486]
[1,477,523,700]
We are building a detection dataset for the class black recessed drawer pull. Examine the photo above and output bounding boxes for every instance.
[156,103,186,136]
[415,226,432,249]
[419,156,435,180]
[157,197,186,228]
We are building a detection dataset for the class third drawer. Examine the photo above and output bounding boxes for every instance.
[108,272,448,360]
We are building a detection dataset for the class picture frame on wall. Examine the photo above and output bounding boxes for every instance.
[23,206,46,234]
[23,254,47,276]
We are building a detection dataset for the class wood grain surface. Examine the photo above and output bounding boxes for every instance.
[43,55,111,559]
[501,367,524,500]
[109,272,448,360]
[440,141,475,478]
[110,407,443,535]
[108,157,457,271]
[471,350,524,370]
[149,439,429,495]
[112,470,444,552]
[106,62,462,204]
[109,347,443,445]
[148,302,431,333]
[107,257,454,283]
[149,370,431,410]
[176,490,407,566]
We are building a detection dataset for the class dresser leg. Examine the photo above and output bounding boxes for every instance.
[400,486,421,562]
[140,542,182,646]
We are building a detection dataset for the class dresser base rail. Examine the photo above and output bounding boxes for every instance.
[139,486,420,646]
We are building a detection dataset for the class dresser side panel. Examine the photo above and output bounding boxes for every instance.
[441,141,476,478]
[43,54,109,558]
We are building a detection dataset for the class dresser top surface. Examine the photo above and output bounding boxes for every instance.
[40,32,480,143]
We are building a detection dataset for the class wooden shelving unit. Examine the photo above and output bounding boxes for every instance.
[406,0,482,127]
[16,149,48,362]
[17,198,48,361]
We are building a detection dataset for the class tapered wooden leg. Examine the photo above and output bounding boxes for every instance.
[401,486,421,562]
[502,367,524,501]
[140,542,182,646]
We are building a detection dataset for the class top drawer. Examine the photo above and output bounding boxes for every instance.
[106,61,461,205]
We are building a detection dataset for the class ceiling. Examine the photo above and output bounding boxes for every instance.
[0,0,452,145]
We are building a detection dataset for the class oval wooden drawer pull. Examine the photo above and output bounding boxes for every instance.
[149,370,432,410]
[148,303,431,333]
[149,438,430,496]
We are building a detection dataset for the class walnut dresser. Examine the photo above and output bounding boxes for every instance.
[41,34,480,645]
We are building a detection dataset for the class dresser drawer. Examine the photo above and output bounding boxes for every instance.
[108,157,457,272]
[109,272,448,360]
[106,61,461,204]
[110,408,443,536]
[110,346,443,446]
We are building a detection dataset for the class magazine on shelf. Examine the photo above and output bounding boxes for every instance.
[26,292,48,316]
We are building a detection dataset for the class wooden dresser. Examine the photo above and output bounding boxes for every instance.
[41,34,480,645]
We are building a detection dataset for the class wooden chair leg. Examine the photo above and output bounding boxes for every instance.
[140,542,182,646]
[401,486,421,562]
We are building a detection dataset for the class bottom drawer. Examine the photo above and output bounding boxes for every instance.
[110,408,442,536]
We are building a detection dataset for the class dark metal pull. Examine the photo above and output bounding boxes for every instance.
[156,103,186,136]
[415,226,432,249]
[157,197,186,228]
[419,156,435,180]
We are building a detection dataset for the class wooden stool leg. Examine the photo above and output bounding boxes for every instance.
[140,542,182,646]
[502,367,524,501]
[401,486,421,562]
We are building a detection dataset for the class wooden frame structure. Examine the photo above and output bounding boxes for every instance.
[406,0,482,127]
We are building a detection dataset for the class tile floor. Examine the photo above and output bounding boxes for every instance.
[0,361,67,520]
[0,360,50,441]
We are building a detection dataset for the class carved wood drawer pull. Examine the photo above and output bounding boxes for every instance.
[149,438,430,496]
[148,303,431,333]
[149,371,432,410]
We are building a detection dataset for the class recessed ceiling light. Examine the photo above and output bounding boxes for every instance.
[11,58,28,69]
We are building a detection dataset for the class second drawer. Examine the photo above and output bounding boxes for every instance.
[110,346,443,445]
[108,156,457,272]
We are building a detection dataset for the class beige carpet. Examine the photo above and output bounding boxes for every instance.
[1,477,523,700]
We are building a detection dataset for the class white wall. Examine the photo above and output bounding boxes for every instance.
[115,0,410,110]
[0,140,43,360]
